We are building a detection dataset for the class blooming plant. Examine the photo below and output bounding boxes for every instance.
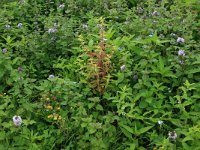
[0,0,199,149]
[12,115,22,127]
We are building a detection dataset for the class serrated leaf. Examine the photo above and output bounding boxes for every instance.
[119,123,134,134]
[120,127,133,139]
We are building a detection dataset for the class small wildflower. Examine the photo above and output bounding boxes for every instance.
[5,25,11,29]
[170,33,176,36]
[120,65,126,71]
[48,74,55,79]
[179,60,184,65]
[46,105,53,110]
[177,37,185,43]
[58,4,65,8]
[152,11,158,16]
[53,114,59,120]
[17,23,23,28]
[178,50,185,56]
[58,116,62,120]
[149,32,153,37]
[13,115,22,127]
[153,20,157,24]
[47,114,53,118]
[48,28,57,33]
[82,24,88,29]
[2,48,7,53]
[168,131,177,141]
[56,107,60,110]
[158,120,164,125]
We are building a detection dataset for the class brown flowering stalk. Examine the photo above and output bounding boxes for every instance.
[79,17,113,95]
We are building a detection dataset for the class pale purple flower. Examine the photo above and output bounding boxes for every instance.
[149,34,153,37]
[168,131,177,141]
[58,4,65,8]
[152,11,158,16]
[158,120,163,125]
[120,65,126,71]
[177,37,185,43]
[5,25,11,29]
[13,115,22,126]
[179,60,184,65]
[153,20,157,24]
[17,23,23,28]
[170,33,176,36]
[48,74,55,79]
[2,48,7,53]
[48,28,57,33]
[178,50,185,56]
[82,24,88,29]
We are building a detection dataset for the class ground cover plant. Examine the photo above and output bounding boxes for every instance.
[0,0,200,149]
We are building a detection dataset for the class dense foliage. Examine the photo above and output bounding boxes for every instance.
[0,0,200,149]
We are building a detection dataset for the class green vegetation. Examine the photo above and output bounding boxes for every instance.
[0,0,200,149]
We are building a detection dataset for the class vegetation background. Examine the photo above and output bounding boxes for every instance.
[0,0,200,149]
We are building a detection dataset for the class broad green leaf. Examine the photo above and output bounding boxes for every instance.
[136,126,153,135]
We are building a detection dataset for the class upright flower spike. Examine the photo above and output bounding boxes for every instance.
[13,115,22,127]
